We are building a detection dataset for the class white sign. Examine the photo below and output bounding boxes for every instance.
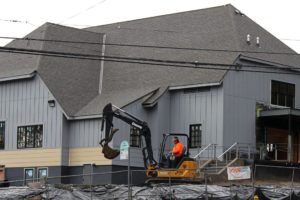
[120,140,129,160]
[227,166,251,180]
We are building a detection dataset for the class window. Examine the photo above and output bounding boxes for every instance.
[24,168,34,185]
[271,80,295,108]
[17,125,43,149]
[130,127,141,148]
[38,168,48,180]
[0,122,5,149]
[189,124,202,148]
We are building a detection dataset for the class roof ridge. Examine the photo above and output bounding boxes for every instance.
[44,22,100,34]
[86,4,232,29]
[226,5,242,52]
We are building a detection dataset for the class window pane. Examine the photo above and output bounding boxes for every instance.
[130,127,141,148]
[271,93,277,105]
[17,127,26,149]
[271,81,295,108]
[190,124,201,148]
[286,96,294,108]
[278,94,285,106]
[35,126,43,148]
[17,125,43,149]
[24,168,34,184]
[26,127,34,148]
[38,168,48,179]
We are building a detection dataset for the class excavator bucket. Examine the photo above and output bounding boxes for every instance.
[100,103,120,159]
[102,143,120,159]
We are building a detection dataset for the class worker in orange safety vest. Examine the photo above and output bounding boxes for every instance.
[168,136,185,168]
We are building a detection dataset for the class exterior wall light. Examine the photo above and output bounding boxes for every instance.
[48,100,55,107]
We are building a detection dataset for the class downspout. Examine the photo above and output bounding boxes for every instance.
[99,34,106,94]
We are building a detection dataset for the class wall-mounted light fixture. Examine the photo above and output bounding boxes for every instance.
[48,100,55,107]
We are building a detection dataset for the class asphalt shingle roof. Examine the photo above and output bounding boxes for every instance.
[1,4,299,117]
[0,23,104,116]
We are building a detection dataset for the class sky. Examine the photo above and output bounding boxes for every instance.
[1,0,300,52]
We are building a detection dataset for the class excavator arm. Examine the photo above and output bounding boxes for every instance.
[100,103,157,168]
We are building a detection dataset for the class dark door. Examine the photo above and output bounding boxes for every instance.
[266,128,288,161]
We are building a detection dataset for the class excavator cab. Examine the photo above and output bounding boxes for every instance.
[158,133,190,168]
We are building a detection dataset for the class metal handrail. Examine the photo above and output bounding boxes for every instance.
[217,142,238,159]
[193,143,213,159]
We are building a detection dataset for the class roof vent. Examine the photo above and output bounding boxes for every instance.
[235,9,244,16]
[256,37,260,47]
[246,34,251,45]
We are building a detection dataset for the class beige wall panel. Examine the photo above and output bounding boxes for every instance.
[0,148,61,167]
[69,147,112,166]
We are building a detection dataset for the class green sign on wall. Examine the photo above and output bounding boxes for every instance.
[120,140,129,160]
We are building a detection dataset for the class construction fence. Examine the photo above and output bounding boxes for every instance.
[1,164,300,199]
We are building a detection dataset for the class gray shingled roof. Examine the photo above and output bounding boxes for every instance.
[1,4,299,117]
[0,23,104,116]
[79,4,300,117]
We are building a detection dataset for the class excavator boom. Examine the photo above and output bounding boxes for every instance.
[100,103,157,168]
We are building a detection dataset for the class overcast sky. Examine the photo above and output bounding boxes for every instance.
[1,0,300,52]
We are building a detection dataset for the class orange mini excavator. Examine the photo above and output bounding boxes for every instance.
[99,103,201,183]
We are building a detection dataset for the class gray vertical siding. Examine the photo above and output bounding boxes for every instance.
[68,119,102,148]
[223,66,300,147]
[0,75,64,150]
[169,86,224,147]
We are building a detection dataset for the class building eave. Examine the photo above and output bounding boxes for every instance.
[168,82,222,91]
[260,108,300,117]
[239,55,298,71]
[0,71,36,82]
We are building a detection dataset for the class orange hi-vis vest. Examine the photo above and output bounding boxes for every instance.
[172,142,184,157]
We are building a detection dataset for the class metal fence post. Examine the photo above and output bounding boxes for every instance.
[128,147,132,200]
[90,163,94,200]
[230,181,233,200]
[169,176,172,200]
[290,167,295,200]
[205,173,208,200]
[251,164,255,199]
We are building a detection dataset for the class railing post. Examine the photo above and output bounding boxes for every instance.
[214,144,216,159]
[275,144,278,161]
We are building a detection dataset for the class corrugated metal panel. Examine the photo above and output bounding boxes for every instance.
[0,75,64,150]
[223,66,300,147]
